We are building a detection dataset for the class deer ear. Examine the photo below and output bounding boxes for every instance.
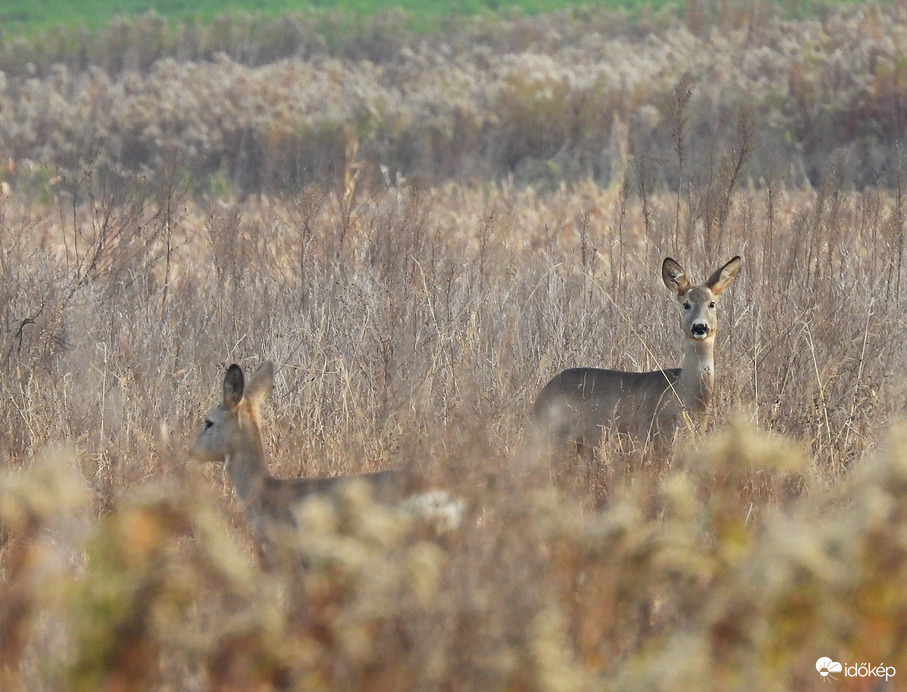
[244,361,275,405]
[707,256,741,295]
[223,364,244,409]
[662,258,690,296]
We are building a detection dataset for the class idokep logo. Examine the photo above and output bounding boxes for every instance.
[816,657,896,683]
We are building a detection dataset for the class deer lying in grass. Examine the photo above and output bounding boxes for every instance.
[533,256,741,454]
[190,361,462,566]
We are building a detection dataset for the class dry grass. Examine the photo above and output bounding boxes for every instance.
[4,4,907,193]
[0,154,906,689]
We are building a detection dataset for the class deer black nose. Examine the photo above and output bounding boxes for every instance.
[691,323,709,337]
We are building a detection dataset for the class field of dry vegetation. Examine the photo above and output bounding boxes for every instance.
[3,2,907,691]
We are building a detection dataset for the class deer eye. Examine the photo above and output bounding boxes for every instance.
[709,301,716,309]
[204,419,214,430]
[683,302,691,310]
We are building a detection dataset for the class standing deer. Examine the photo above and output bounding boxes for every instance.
[190,361,461,566]
[533,256,741,453]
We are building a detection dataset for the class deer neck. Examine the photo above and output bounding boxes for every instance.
[678,336,715,412]
[224,424,269,509]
